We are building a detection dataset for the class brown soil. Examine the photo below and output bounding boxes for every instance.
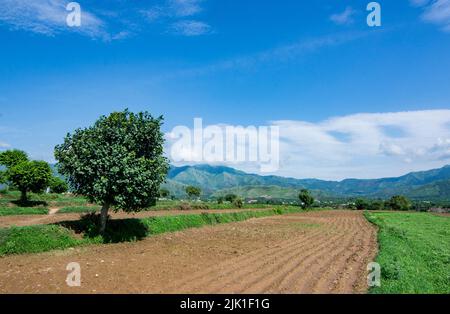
[0,210,377,294]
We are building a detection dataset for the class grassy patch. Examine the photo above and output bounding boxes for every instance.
[0,206,48,216]
[0,206,313,256]
[0,225,81,256]
[57,206,101,214]
[365,211,450,294]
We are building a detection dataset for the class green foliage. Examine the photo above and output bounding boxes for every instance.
[0,206,48,216]
[367,199,385,211]
[49,176,68,194]
[217,196,224,204]
[0,150,28,168]
[159,188,170,198]
[355,198,369,210]
[299,189,314,209]
[385,195,412,211]
[224,193,238,202]
[8,160,53,201]
[233,197,243,209]
[365,212,450,293]
[54,110,169,231]
[0,225,81,256]
[185,186,201,199]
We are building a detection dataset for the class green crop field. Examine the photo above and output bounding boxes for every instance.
[365,211,450,294]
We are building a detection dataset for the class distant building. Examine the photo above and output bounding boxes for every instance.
[429,207,450,214]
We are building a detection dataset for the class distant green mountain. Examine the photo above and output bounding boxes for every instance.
[165,164,450,201]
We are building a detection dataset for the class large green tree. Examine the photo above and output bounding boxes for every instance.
[0,150,52,201]
[54,110,169,233]
[299,189,314,209]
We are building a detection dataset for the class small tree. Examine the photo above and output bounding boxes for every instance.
[386,195,411,211]
[50,177,69,194]
[159,188,170,199]
[367,199,384,211]
[0,150,28,168]
[224,193,238,203]
[299,189,314,209]
[233,197,243,209]
[55,110,169,234]
[185,186,201,199]
[355,198,368,210]
[217,196,224,204]
[8,160,53,202]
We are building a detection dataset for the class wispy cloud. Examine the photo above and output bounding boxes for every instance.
[0,141,11,149]
[330,7,356,25]
[154,31,369,80]
[0,0,107,39]
[410,0,450,32]
[141,0,211,36]
[170,20,211,36]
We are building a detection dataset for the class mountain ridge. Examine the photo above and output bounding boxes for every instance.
[164,164,450,200]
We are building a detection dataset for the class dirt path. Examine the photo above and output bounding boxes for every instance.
[0,208,270,228]
[0,210,377,294]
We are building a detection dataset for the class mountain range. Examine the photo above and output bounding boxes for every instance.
[163,164,450,201]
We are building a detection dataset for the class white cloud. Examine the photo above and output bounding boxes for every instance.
[170,20,211,36]
[141,0,210,36]
[411,0,450,32]
[170,0,203,17]
[0,141,11,149]
[0,0,107,39]
[167,110,450,180]
[330,7,356,25]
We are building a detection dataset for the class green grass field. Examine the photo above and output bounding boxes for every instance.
[365,211,450,294]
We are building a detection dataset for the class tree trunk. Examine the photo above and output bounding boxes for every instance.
[20,190,27,203]
[100,203,110,234]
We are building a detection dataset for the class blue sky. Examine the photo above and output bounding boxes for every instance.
[0,0,450,180]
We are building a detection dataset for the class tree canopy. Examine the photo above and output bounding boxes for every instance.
[299,189,314,209]
[0,150,53,201]
[54,110,169,233]
[185,186,201,199]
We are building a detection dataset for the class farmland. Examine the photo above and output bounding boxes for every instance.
[0,210,377,293]
[0,187,449,294]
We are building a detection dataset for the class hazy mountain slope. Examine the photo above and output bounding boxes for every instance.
[167,164,450,200]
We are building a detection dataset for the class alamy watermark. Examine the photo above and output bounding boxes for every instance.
[169,118,280,173]
[66,2,82,27]
[367,262,381,287]
[66,262,81,287]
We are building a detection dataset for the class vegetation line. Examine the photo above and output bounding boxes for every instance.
[0,206,317,256]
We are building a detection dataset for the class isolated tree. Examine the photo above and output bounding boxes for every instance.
[159,188,170,198]
[386,195,411,211]
[367,199,384,211]
[54,110,169,234]
[233,197,243,209]
[299,189,314,209]
[355,198,368,210]
[185,186,201,199]
[49,177,69,194]
[8,160,53,202]
[217,196,224,204]
[224,193,238,203]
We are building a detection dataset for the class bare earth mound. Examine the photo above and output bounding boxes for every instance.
[0,210,377,294]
